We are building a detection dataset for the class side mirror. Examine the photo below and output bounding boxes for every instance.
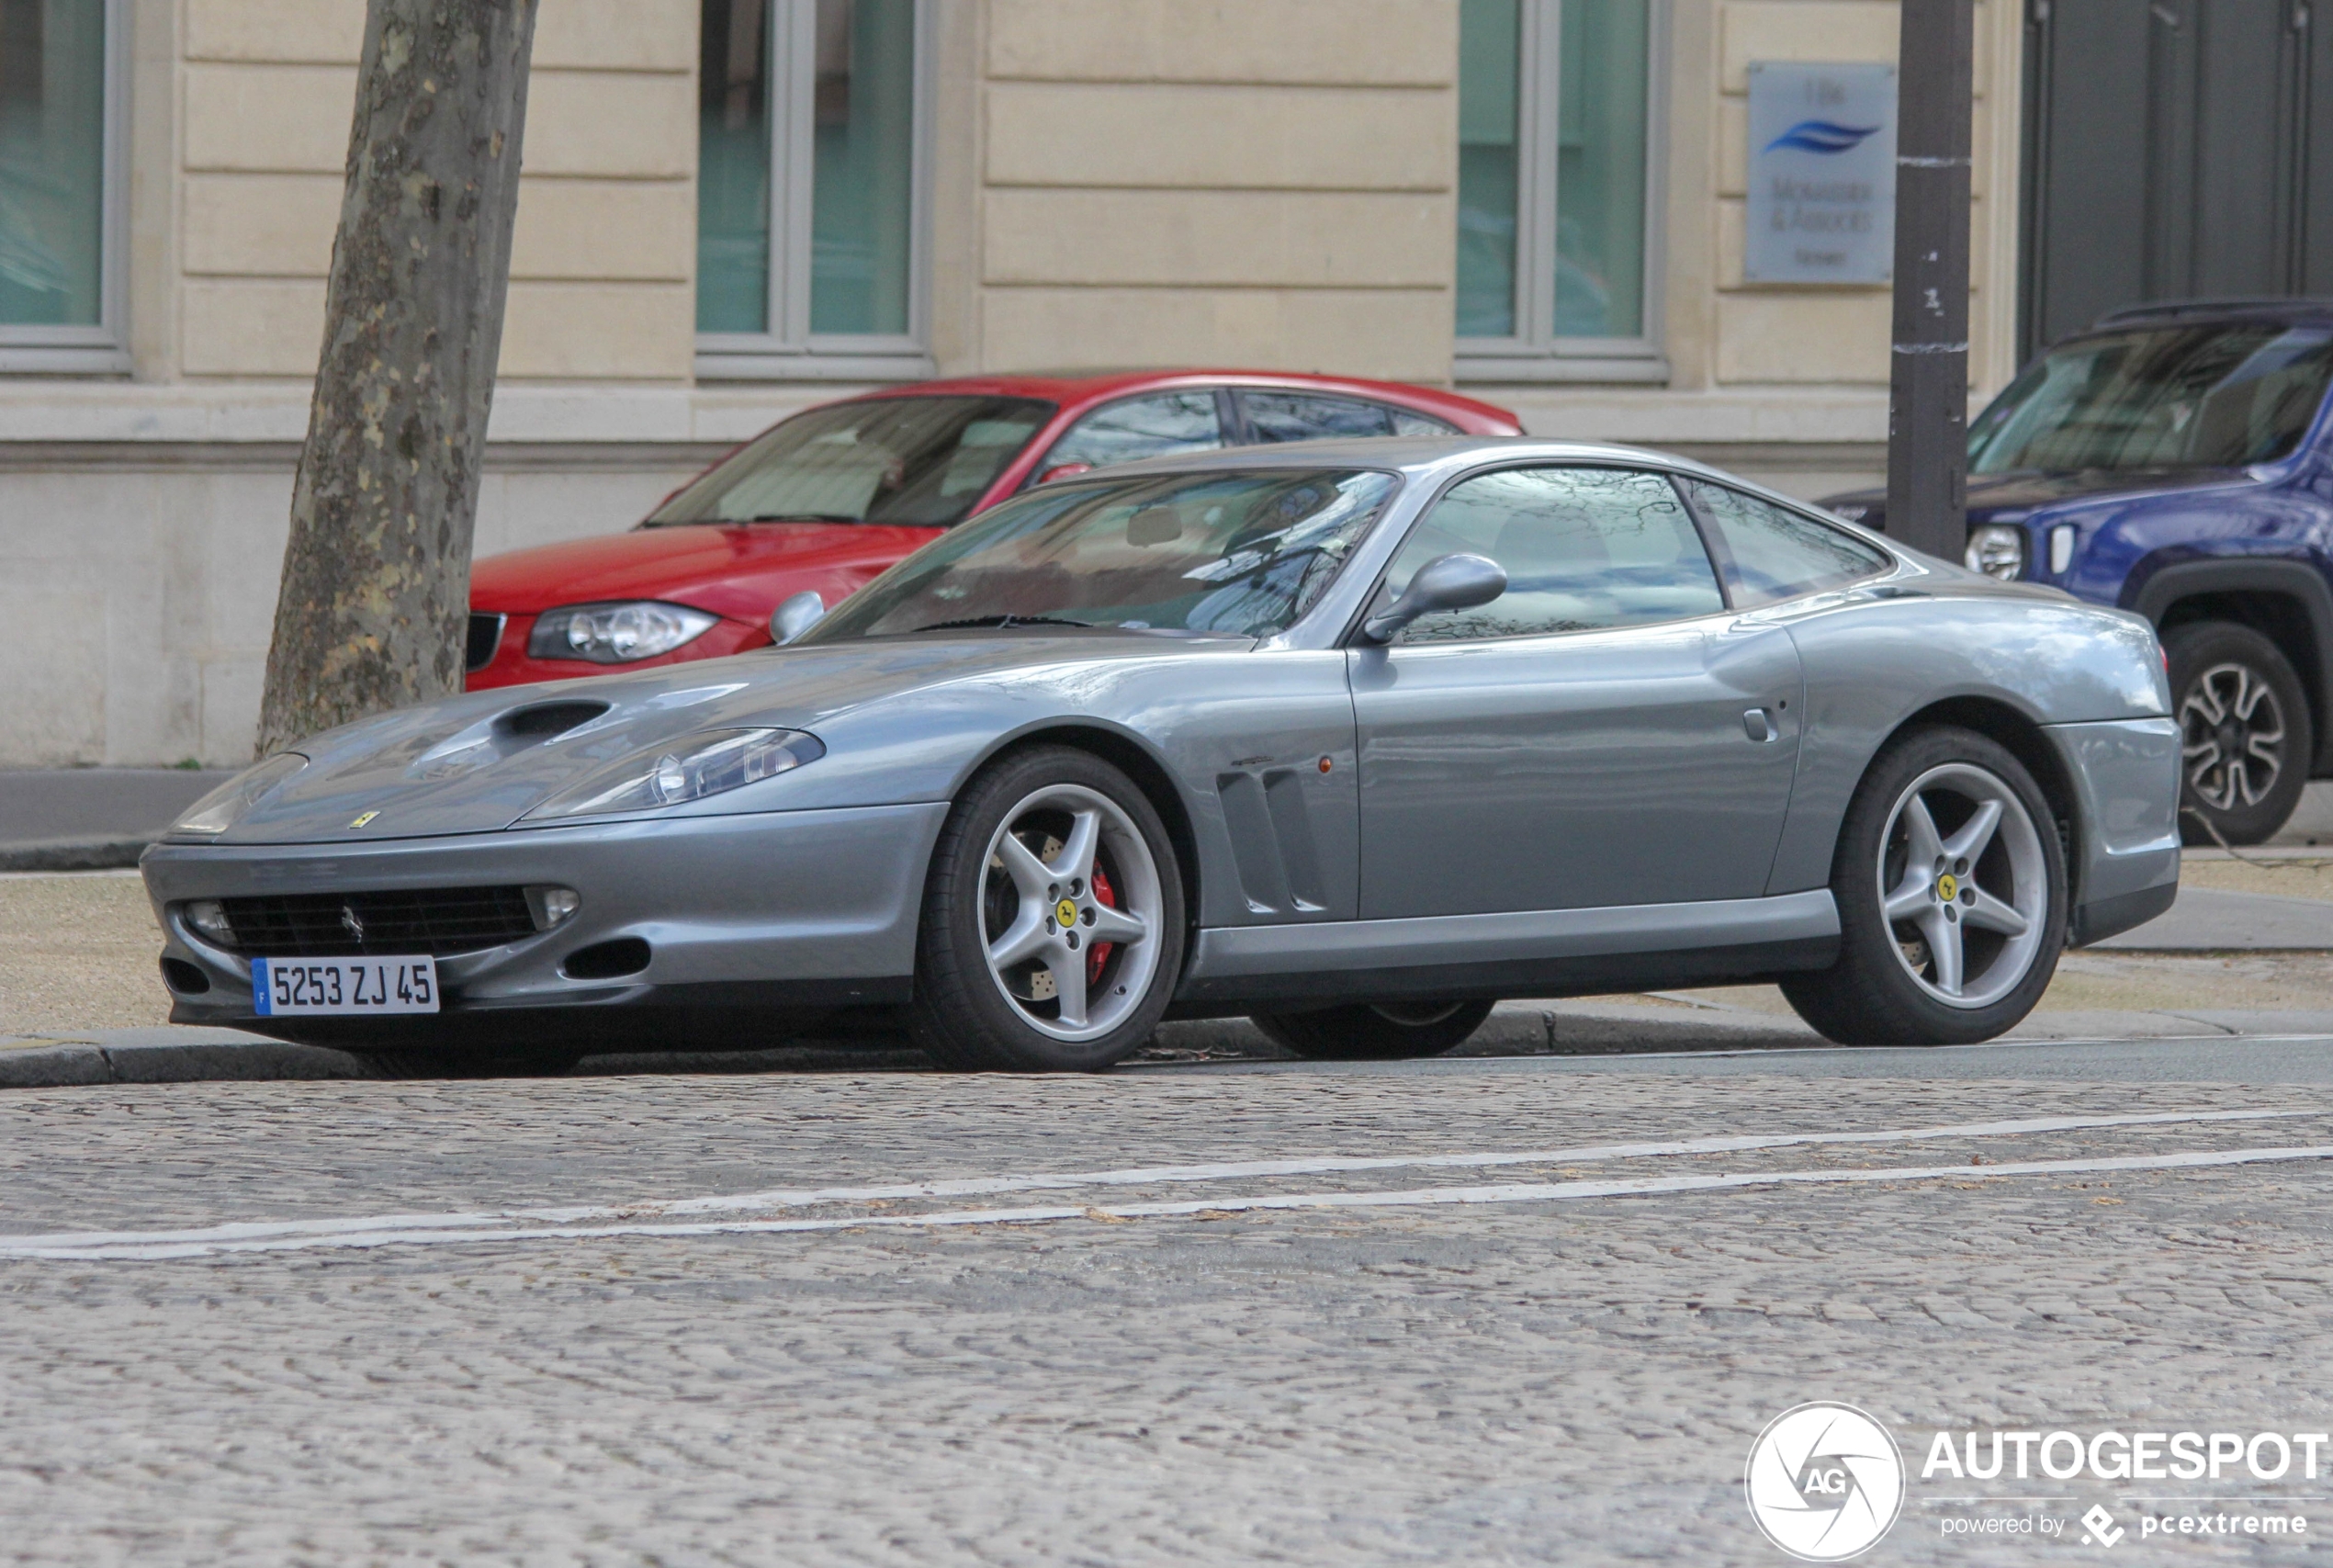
[1359,552,1506,644]
[1036,461,1093,485]
[770,589,826,646]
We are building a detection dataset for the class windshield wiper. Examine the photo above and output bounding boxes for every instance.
[911,614,1095,633]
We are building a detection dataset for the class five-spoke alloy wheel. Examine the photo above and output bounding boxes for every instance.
[909,746,1185,1070]
[1782,727,2066,1045]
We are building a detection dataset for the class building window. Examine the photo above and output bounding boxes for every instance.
[1456,0,1665,383]
[697,0,930,380]
[0,0,125,372]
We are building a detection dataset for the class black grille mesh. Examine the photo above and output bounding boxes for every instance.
[216,887,536,957]
[466,613,506,672]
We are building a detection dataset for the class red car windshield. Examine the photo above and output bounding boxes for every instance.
[647,395,1056,528]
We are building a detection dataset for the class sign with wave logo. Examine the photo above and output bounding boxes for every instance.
[1747,62,1898,284]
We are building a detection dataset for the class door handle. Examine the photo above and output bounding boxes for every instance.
[1742,707,1777,743]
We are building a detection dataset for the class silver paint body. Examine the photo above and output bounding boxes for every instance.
[144,439,2181,1032]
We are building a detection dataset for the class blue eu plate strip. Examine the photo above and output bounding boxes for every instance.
[252,956,273,1016]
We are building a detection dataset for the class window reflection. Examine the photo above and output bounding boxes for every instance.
[0,0,107,327]
[1387,467,1720,640]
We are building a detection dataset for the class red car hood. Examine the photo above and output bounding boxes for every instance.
[468,522,944,621]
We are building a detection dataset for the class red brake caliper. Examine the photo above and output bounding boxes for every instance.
[1088,864,1117,985]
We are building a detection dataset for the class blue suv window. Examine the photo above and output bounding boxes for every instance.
[1971,324,2333,475]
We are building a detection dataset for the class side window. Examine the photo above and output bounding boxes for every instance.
[1237,390,1396,442]
[1041,391,1224,472]
[1685,481,1890,606]
[1383,467,1724,642]
[1389,408,1461,435]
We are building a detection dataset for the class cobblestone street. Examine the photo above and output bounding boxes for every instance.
[6,1065,2331,1564]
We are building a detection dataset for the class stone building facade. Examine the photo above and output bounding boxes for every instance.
[0,0,2023,764]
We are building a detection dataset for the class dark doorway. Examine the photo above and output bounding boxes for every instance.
[2020,0,2333,361]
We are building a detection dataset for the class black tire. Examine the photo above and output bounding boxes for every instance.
[1249,999,1494,1061]
[355,1050,581,1080]
[1780,726,2066,1046]
[907,745,1186,1071]
[2165,621,2313,847]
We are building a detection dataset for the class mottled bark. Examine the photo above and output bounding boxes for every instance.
[256,0,537,755]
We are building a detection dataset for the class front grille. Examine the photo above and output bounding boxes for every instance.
[466,613,507,672]
[216,887,538,957]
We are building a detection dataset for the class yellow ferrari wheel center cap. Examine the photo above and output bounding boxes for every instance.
[1056,897,1078,926]
[1936,873,1958,903]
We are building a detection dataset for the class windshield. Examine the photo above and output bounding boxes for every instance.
[1969,323,2333,476]
[806,468,1399,641]
[647,395,1055,527]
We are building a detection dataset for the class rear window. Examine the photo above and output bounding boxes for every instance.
[648,395,1055,528]
[1236,390,1460,442]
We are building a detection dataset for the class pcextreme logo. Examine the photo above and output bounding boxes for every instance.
[1746,1403,1907,1561]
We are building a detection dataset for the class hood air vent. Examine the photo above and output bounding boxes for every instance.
[497,701,609,739]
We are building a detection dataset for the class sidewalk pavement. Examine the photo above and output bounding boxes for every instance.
[0,768,235,870]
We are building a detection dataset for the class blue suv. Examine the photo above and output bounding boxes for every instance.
[1823,299,2333,844]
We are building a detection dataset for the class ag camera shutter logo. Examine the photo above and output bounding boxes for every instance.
[1746,1403,1906,1560]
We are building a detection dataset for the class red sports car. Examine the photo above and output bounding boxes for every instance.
[465,370,1521,688]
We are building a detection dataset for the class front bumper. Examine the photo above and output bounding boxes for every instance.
[2045,716,2181,946]
[142,803,946,1040]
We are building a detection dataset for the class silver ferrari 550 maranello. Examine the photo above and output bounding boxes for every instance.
[144,437,2181,1074]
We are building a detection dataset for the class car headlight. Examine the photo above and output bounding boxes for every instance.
[169,753,307,836]
[528,602,718,663]
[1965,524,2026,581]
[521,728,824,820]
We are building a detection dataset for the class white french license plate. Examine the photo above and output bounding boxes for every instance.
[252,955,439,1016]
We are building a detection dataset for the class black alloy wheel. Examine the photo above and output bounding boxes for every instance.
[2166,621,2313,847]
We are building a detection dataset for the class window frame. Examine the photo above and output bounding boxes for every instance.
[694,0,936,383]
[1355,460,1730,647]
[0,0,130,374]
[1452,0,1671,387]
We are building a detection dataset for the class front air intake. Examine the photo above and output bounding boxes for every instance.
[563,938,651,980]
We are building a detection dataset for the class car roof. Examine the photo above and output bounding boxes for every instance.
[846,368,1519,430]
[2088,297,2333,331]
[1051,433,1752,489]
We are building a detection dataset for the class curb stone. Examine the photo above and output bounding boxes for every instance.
[0,1030,363,1089]
[0,836,152,872]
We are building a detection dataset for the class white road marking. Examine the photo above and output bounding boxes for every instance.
[7,1142,2330,1262]
[0,1108,2308,1259]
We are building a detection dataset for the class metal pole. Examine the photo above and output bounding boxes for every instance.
[1885,0,1975,563]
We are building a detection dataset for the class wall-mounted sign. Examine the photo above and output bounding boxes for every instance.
[1746,62,1897,284]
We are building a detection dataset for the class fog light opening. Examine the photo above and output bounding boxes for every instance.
[160,957,211,995]
[525,885,581,931]
[563,937,650,981]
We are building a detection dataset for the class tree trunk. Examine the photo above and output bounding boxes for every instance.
[256,0,538,756]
